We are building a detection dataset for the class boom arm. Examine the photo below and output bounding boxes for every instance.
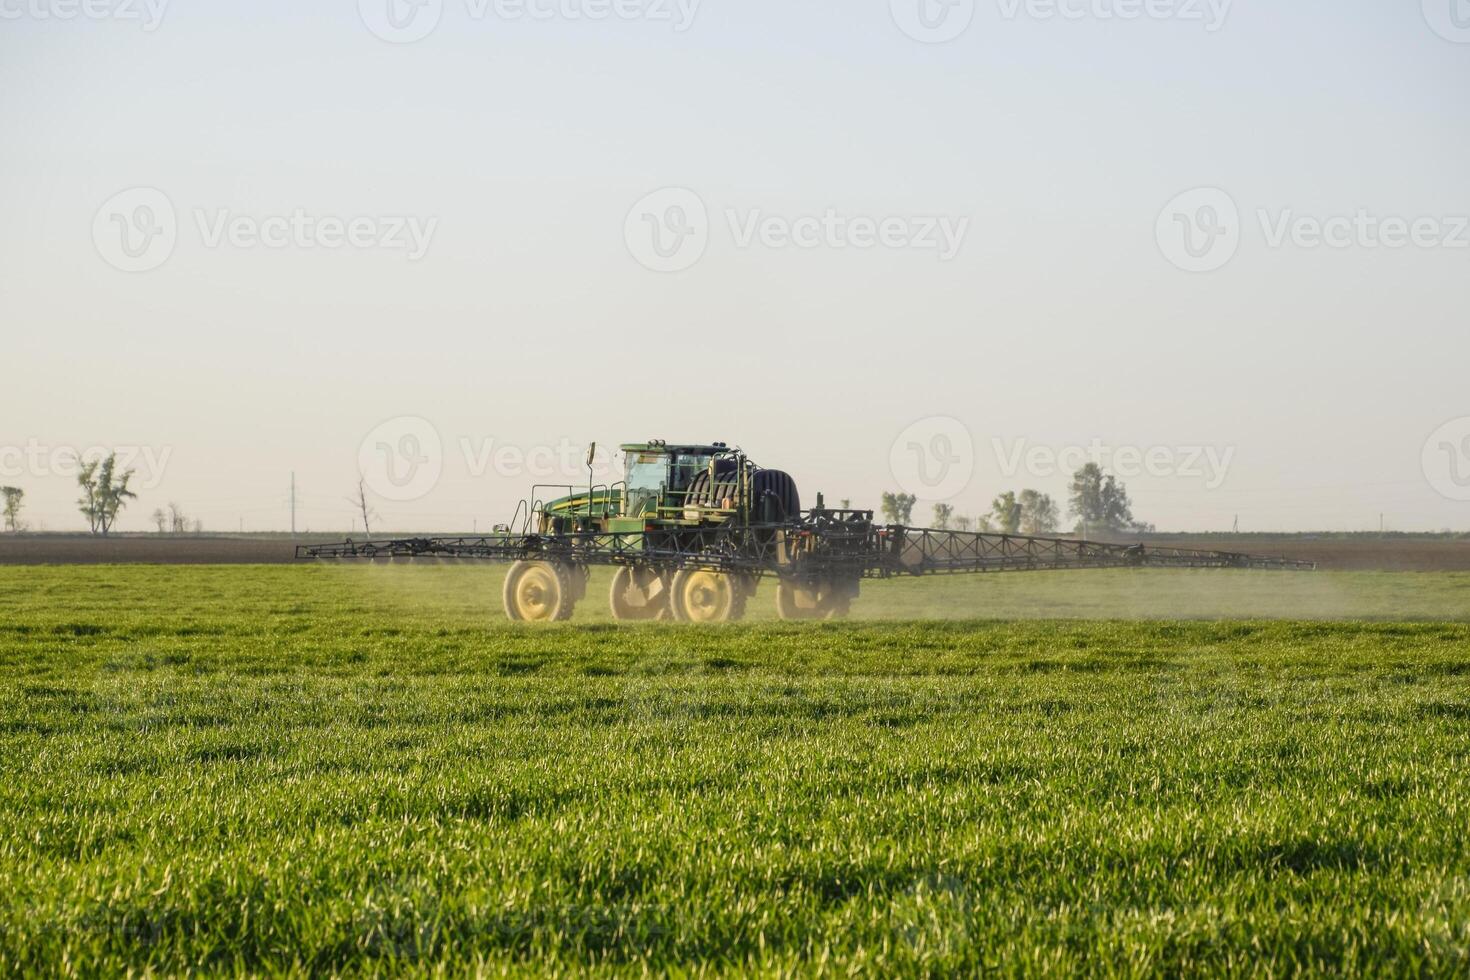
[296,518,1316,576]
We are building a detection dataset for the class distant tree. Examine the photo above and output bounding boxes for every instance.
[932,503,954,530]
[953,514,972,532]
[976,514,994,532]
[190,519,204,534]
[168,503,189,534]
[351,479,377,538]
[1018,490,1061,535]
[839,498,851,510]
[151,508,167,533]
[1,487,24,533]
[76,454,136,535]
[1069,463,1149,535]
[990,491,1022,534]
[880,492,916,525]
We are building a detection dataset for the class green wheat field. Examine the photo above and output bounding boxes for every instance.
[3,566,1470,976]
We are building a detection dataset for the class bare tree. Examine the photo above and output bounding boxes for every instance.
[350,479,377,538]
[932,503,954,530]
[151,508,167,533]
[1,487,24,533]
[168,502,189,534]
[953,514,972,532]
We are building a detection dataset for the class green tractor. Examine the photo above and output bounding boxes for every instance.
[301,439,1316,624]
[503,441,855,623]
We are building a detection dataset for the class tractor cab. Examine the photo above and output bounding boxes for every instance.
[619,441,732,519]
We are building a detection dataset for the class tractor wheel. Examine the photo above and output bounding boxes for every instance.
[503,560,577,622]
[609,566,670,621]
[670,568,747,623]
[775,578,853,621]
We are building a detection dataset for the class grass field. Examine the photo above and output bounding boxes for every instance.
[3,566,1470,976]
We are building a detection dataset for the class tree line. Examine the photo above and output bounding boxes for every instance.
[0,452,204,536]
[880,463,1154,537]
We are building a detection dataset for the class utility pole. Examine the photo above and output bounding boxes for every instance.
[290,472,297,537]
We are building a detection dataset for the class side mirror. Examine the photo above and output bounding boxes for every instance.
[586,442,597,468]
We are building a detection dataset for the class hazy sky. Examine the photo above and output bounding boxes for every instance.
[3,0,1467,533]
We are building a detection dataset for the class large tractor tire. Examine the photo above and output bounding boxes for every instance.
[503,560,577,622]
[751,469,800,523]
[669,568,748,623]
[609,566,670,621]
[775,578,854,621]
[685,462,741,509]
[686,466,801,523]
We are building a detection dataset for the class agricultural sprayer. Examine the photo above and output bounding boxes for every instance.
[298,440,1315,622]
